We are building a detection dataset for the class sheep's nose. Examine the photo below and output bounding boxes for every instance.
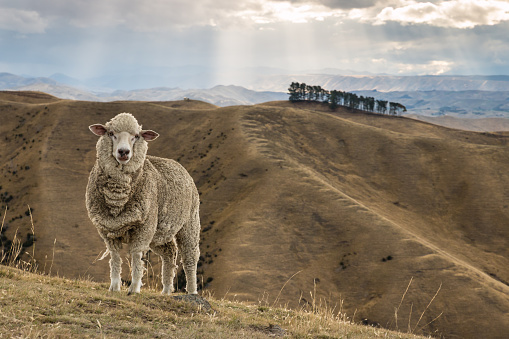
[118,149,130,157]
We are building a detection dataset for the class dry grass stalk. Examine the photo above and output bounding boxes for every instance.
[48,238,56,275]
[0,206,6,235]
[28,204,35,262]
[0,206,7,263]
[393,276,413,330]
[412,282,442,333]
[272,270,302,307]
[7,228,23,266]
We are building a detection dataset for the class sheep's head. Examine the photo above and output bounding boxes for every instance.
[89,113,159,166]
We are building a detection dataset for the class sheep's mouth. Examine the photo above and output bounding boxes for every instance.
[116,155,130,163]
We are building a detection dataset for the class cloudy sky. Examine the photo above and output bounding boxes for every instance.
[1,0,509,80]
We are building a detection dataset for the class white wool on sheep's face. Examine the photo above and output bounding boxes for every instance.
[110,131,139,165]
[105,113,143,135]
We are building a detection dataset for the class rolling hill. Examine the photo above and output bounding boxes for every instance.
[1,92,508,338]
[406,114,509,132]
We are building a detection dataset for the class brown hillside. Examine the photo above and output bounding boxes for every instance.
[0,90,60,104]
[406,114,509,132]
[1,92,508,338]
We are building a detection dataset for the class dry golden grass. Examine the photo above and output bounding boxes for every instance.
[0,265,429,339]
[406,114,509,132]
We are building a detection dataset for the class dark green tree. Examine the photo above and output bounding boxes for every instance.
[329,90,339,109]
[389,102,407,115]
[366,96,375,112]
[376,100,388,114]
[306,85,314,101]
[300,83,307,101]
[313,86,322,101]
[288,82,300,102]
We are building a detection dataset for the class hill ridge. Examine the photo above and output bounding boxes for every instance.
[242,106,509,293]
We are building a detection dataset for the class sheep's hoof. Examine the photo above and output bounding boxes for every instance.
[127,280,142,295]
[109,278,121,292]
[127,286,141,295]
[161,286,174,295]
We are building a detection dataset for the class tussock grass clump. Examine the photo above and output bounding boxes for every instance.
[0,205,39,273]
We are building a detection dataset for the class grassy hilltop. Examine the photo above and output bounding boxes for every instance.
[0,265,428,338]
[1,92,509,338]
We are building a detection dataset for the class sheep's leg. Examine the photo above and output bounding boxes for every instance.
[109,250,122,292]
[161,241,178,294]
[176,213,200,295]
[161,257,177,294]
[153,240,178,294]
[128,251,144,295]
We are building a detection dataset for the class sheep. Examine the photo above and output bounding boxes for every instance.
[86,113,200,295]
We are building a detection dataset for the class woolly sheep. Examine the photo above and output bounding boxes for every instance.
[86,113,200,295]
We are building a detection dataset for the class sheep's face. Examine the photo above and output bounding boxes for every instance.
[89,124,159,165]
[109,130,139,164]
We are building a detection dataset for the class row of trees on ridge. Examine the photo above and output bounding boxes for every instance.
[288,82,407,116]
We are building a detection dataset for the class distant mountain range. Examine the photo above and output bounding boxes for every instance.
[0,72,59,88]
[240,74,509,92]
[1,72,509,118]
[46,67,375,91]
[0,73,287,106]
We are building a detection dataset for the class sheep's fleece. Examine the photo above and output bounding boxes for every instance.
[86,113,200,295]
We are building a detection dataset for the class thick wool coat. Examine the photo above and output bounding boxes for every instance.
[85,114,200,255]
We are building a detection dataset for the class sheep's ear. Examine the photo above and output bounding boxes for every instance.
[141,130,159,141]
[89,124,108,136]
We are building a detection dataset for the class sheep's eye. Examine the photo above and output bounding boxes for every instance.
[135,135,140,139]
[108,131,114,137]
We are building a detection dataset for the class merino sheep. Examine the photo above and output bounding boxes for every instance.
[86,113,200,295]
